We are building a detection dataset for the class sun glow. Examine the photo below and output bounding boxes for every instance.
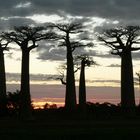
[32,98,64,109]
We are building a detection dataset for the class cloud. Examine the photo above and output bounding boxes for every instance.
[37,43,97,61]
[35,41,66,61]
[14,2,31,9]
[0,0,140,62]
[0,16,36,31]
[0,0,140,21]
[6,72,59,83]
[132,52,140,60]
[6,72,121,86]
[107,64,121,67]
[27,14,64,24]
[86,79,120,85]
[0,0,139,33]
[22,0,140,22]
[37,47,67,61]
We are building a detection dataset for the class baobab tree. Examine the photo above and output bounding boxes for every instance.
[76,55,95,109]
[2,26,54,119]
[99,26,140,110]
[0,37,10,113]
[52,22,92,109]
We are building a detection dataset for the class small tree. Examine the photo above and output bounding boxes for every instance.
[99,26,140,110]
[76,55,95,109]
[0,37,10,113]
[3,26,54,119]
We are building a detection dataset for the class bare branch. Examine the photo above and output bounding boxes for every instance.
[131,47,140,51]
[56,74,67,85]
[99,25,140,56]
[28,39,38,51]
[98,36,122,50]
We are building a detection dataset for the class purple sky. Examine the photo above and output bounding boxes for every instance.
[7,84,140,107]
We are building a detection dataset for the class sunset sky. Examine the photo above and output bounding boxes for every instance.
[1,0,140,107]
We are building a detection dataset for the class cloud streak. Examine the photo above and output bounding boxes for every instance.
[6,72,59,83]
[107,64,121,67]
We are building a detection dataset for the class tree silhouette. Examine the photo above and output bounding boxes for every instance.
[0,37,10,113]
[2,26,54,119]
[76,55,95,109]
[53,22,92,109]
[99,26,140,110]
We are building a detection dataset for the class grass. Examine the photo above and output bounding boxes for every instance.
[0,108,140,140]
[0,119,140,140]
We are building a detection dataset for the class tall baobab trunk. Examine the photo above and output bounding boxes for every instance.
[0,49,7,112]
[121,50,135,109]
[79,59,86,109]
[98,26,140,114]
[2,26,51,118]
[20,49,32,119]
[65,46,76,110]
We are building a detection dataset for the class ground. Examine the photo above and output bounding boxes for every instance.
[0,109,140,140]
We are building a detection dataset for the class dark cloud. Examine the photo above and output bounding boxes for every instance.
[0,17,37,31]
[0,0,139,32]
[0,0,140,62]
[37,44,97,61]
[4,17,34,29]
[0,0,140,20]
[30,0,140,21]
[36,41,66,61]
[37,46,67,61]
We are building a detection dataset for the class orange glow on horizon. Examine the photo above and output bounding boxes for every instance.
[32,96,140,109]
[32,98,64,109]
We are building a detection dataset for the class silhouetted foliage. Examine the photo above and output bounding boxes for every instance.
[7,90,21,111]
[43,103,57,109]
[99,26,140,111]
[49,104,57,109]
